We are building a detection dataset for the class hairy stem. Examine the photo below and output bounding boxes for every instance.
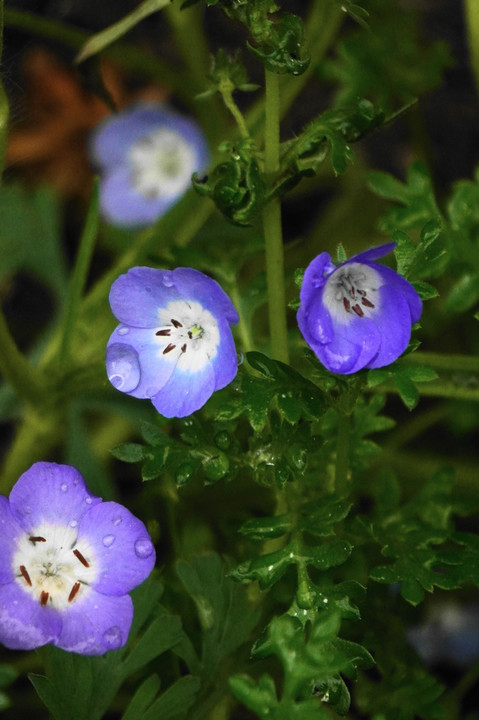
[465,0,479,93]
[263,69,289,364]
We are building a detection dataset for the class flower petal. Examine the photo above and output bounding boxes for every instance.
[299,252,336,309]
[109,267,182,329]
[9,462,101,532]
[317,314,381,374]
[77,501,155,596]
[0,498,23,584]
[106,327,177,399]
[297,290,335,347]
[152,359,216,418]
[99,166,175,229]
[366,284,413,368]
[371,264,423,323]
[171,268,239,325]
[209,318,238,390]
[54,591,133,655]
[0,582,61,650]
[348,242,396,265]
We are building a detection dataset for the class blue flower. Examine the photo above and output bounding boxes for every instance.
[0,462,155,655]
[297,243,422,374]
[106,266,239,418]
[90,103,209,228]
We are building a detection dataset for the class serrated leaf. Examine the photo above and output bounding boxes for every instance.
[392,371,419,410]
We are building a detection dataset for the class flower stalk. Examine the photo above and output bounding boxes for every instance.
[263,69,289,365]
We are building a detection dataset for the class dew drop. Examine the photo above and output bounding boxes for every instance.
[236,351,244,366]
[161,276,174,287]
[85,496,93,505]
[134,537,154,559]
[112,517,122,527]
[70,520,78,528]
[106,343,141,393]
[24,506,32,515]
[117,326,130,336]
[102,534,115,547]
[60,483,68,492]
[103,626,123,650]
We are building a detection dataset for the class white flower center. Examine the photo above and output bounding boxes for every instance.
[322,262,383,324]
[12,524,97,610]
[129,128,196,199]
[154,300,220,373]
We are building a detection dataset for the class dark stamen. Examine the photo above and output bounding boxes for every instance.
[156,328,171,336]
[73,549,90,568]
[361,297,375,308]
[343,297,351,312]
[20,565,32,586]
[181,343,187,353]
[68,582,81,603]
[357,289,366,296]
[29,536,46,543]
[40,591,49,607]
[352,304,364,317]
[171,319,183,328]
[187,331,193,339]
[163,343,176,354]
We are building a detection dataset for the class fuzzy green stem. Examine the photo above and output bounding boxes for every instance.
[218,77,250,140]
[263,70,289,364]
[465,0,479,93]
[334,412,351,497]
[58,181,99,369]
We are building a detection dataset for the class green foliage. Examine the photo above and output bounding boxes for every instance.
[363,468,479,604]
[231,612,373,717]
[322,0,452,113]
[30,577,199,720]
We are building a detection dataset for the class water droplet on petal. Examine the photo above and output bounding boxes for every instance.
[161,276,174,287]
[70,520,78,528]
[85,496,93,505]
[60,483,68,492]
[236,351,244,366]
[112,517,122,526]
[106,343,141,393]
[134,537,154,559]
[103,626,123,650]
[25,506,32,515]
[102,534,115,547]
[117,325,130,336]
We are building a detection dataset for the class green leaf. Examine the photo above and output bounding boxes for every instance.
[111,442,145,463]
[142,676,201,720]
[0,183,67,299]
[121,675,162,720]
[410,280,439,300]
[392,370,420,410]
[446,272,479,313]
[239,514,293,540]
[76,0,171,62]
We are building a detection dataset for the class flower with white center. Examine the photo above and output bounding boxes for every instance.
[90,102,209,228]
[297,243,422,374]
[106,266,240,418]
[0,462,155,655]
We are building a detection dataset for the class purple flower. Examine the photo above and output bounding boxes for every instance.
[0,462,155,655]
[297,243,422,374]
[90,103,209,228]
[106,266,239,418]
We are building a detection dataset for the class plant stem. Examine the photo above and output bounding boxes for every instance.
[263,69,289,364]
[334,411,351,496]
[465,0,479,93]
[401,350,479,374]
[58,181,99,369]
